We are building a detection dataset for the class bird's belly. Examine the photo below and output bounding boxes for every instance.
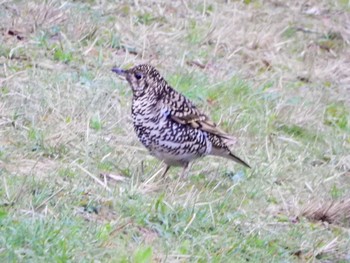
[133,116,211,165]
[150,140,204,166]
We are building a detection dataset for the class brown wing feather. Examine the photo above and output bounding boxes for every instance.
[162,90,237,145]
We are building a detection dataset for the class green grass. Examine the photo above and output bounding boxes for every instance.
[1,0,350,262]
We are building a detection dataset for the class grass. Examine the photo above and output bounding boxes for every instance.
[1,0,350,262]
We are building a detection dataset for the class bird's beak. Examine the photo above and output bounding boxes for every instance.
[111,67,127,76]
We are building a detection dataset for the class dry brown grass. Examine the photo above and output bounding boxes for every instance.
[302,198,350,226]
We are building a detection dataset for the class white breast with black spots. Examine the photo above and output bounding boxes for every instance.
[132,100,212,166]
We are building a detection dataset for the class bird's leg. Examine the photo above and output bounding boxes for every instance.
[171,163,190,194]
[180,163,189,179]
[161,165,170,178]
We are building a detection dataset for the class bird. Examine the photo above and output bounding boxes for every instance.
[112,64,250,178]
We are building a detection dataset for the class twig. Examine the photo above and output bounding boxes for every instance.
[0,71,26,85]
[76,164,111,192]
[183,213,196,233]
[35,186,65,210]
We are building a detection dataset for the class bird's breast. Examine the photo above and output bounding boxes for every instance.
[131,98,212,163]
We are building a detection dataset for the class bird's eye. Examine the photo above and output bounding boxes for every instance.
[135,72,142,80]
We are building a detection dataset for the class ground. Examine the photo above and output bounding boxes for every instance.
[0,0,350,262]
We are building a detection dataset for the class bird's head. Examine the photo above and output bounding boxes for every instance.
[112,64,163,97]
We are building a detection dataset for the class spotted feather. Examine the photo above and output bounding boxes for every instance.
[112,64,251,177]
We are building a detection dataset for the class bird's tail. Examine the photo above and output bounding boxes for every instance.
[207,133,250,168]
[210,146,251,168]
[227,152,251,168]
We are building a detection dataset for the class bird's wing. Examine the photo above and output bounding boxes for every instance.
[161,91,237,145]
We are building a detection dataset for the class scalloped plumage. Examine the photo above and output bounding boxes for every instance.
[112,64,250,178]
